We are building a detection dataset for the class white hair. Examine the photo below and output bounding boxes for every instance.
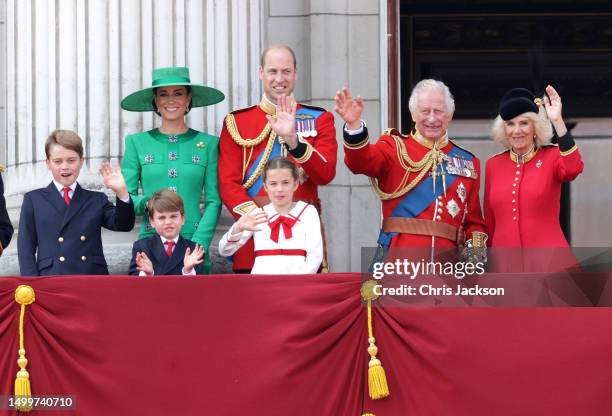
[491,106,553,148]
[408,79,455,116]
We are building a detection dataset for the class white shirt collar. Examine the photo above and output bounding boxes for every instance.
[53,180,77,194]
[264,201,306,220]
[160,235,180,245]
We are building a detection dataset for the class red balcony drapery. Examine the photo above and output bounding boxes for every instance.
[1,274,611,415]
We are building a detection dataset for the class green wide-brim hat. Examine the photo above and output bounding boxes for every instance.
[121,66,225,112]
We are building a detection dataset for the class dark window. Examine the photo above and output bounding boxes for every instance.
[398,2,612,244]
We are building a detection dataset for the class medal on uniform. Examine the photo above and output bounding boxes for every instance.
[456,182,466,203]
[309,119,318,137]
[446,198,460,218]
[446,155,476,179]
[302,120,311,138]
[465,160,475,178]
[196,141,205,149]
[295,115,317,138]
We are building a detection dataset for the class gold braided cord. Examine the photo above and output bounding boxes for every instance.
[393,134,432,171]
[242,146,247,180]
[367,299,374,338]
[225,114,272,147]
[369,133,436,201]
[242,129,277,190]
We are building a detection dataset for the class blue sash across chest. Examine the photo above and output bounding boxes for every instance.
[243,107,324,197]
[377,144,473,247]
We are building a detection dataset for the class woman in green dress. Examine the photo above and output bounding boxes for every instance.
[121,67,224,273]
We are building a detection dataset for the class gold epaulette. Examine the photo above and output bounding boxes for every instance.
[0,164,5,172]
[381,128,403,137]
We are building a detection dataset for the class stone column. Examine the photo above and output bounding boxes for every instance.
[265,0,387,271]
[1,0,263,274]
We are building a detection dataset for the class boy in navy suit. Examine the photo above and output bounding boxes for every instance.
[18,129,135,276]
[129,189,204,276]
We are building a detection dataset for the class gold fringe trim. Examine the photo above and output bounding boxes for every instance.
[14,285,36,412]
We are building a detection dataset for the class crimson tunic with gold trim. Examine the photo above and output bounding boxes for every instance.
[484,137,584,247]
[344,126,486,248]
[218,101,337,270]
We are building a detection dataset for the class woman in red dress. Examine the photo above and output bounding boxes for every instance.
[484,86,584,271]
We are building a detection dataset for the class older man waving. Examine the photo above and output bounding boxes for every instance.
[335,80,487,260]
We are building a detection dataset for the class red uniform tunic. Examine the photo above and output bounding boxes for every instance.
[484,144,584,247]
[218,100,337,271]
[343,127,486,249]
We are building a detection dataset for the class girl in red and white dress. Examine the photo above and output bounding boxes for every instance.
[218,157,323,274]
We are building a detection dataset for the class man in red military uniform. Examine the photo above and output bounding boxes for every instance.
[334,80,487,260]
[218,44,337,272]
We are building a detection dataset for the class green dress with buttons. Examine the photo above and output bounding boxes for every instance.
[122,128,221,273]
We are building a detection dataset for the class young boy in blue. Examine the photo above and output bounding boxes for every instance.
[128,189,204,276]
[18,129,135,276]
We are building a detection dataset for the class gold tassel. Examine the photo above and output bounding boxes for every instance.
[362,414,377,416]
[14,285,36,412]
[361,281,390,400]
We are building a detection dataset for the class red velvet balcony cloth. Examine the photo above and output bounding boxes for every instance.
[1,274,611,415]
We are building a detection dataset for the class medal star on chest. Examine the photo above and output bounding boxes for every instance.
[446,198,461,218]
[456,182,467,203]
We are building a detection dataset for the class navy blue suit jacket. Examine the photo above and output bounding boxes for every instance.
[18,182,135,276]
[128,235,203,276]
[0,175,13,254]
